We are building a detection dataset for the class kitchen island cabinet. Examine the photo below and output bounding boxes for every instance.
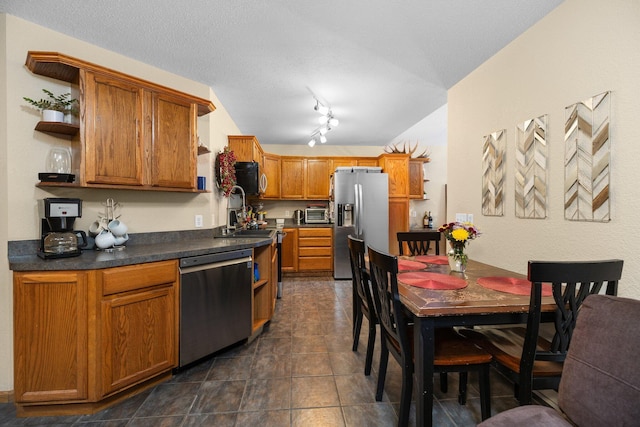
[13,260,178,417]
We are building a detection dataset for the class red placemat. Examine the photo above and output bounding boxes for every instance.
[476,276,553,296]
[398,272,467,290]
[414,255,449,265]
[398,259,428,271]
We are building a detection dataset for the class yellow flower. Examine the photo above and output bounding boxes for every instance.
[451,228,470,242]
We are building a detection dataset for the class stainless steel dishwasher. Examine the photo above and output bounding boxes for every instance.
[179,249,252,367]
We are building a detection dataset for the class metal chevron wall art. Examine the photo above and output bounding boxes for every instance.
[564,91,611,222]
[482,130,506,216]
[515,115,548,219]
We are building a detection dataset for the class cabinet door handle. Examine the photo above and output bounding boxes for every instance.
[260,173,268,193]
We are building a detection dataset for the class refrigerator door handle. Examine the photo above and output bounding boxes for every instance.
[355,183,364,236]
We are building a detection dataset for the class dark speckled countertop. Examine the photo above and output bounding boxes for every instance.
[8,220,333,272]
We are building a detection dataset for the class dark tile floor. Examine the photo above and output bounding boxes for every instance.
[0,276,556,426]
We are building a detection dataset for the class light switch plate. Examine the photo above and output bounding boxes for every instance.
[455,213,468,223]
[467,213,474,224]
[194,214,203,228]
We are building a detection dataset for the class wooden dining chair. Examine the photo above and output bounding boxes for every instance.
[460,259,624,406]
[397,231,441,256]
[367,246,492,427]
[348,235,377,376]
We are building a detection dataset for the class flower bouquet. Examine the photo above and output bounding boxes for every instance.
[438,221,480,273]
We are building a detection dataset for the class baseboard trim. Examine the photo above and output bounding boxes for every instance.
[0,390,15,403]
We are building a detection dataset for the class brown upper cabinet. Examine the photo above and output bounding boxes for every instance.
[409,158,427,199]
[228,135,264,171]
[261,153,281,199]
[378,154,410,198]
[280,157,306,199]
[26,51,215,192]
[305,158,331,199]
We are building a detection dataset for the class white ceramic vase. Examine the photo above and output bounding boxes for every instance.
[42,109,64,122]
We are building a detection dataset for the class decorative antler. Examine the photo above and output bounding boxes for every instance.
[383,140,430,161]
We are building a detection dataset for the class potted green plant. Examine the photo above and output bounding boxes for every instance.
[23,89,78,123]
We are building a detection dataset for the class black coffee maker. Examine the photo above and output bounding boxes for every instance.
[38,198,87,259]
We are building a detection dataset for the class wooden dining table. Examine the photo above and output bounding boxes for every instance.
[393,256,558,427]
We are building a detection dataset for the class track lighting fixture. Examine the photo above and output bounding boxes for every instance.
[308,97,339,147]
[314,100,329,116]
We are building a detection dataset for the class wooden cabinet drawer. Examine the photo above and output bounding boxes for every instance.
[299,237,332,247]
[299,247,332,257]
[299,257,333,271]
[101,260,178,296]
[298,228,332,238]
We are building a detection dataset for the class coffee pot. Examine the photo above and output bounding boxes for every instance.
[43,230,87,255]
[293,209,304,224]
[38,198,87,259]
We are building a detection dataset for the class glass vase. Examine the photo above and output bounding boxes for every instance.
[46,147,71,173]
[448,243,467,273]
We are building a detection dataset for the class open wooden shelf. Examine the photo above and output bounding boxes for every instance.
[34,121,79,137]
[36,181,209,193]
[197,146,211,155]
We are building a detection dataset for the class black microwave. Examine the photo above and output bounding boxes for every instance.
[234,162,259,195]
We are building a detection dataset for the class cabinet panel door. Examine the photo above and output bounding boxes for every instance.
[14,271,89,403]
[280,158,305,199]
[262,154,281,199]
[305,159,331,199]
[388,199,409,255]
[331,158,357,171]
[281,228,298,272]
[84,72,144,185]
[357,159,379,167]
[409,159,424,199]
[100,285,176,396]
[151,93,197,189]
[380,155,410,197]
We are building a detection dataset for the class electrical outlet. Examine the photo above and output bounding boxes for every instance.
[285,210,290,217]
[194,214,203,228]
[467,213,474,223]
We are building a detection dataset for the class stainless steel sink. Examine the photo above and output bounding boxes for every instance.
[216,229,275,238]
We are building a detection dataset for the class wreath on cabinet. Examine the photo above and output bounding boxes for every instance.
[215,146,237,197]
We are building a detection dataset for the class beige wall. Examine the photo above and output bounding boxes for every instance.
[0,13,11,398]
[447,0,640,298]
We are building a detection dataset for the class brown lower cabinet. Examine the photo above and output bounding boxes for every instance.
[298,228,333,272]
[13,260,179,417]
[281,228,298,273]
[281,227,333,274]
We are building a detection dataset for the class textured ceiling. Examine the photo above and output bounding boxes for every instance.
[1,0,563,146]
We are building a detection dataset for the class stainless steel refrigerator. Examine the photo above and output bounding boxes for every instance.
[333,167,389,279]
